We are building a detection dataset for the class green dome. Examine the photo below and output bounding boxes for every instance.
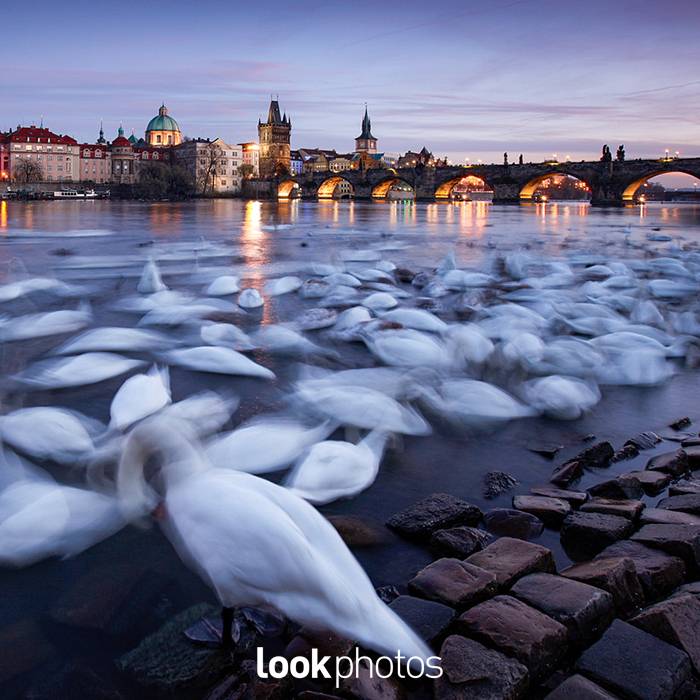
[146,104,180,133]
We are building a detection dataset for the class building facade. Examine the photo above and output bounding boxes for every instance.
[172,138,242,194]
[258,98,291,178]
[238,142,260,177]
[0,134,9,181]
[4,125,80,182]
[145,104,182,147]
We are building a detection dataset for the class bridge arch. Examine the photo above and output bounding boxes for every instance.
[519,172,592,201]
[277,180,301,199]
[371,177,415,200]
[622,169,700,203]
[317,175,355,200]
[435,174,492,200]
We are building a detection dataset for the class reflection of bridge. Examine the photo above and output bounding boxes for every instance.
[241,157,700,206]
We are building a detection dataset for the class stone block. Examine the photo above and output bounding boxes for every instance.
[512,495,571,527]
[561,512,634,560]
[388,595,454,646]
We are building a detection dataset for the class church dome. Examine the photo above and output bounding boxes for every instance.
[146,104,180,133]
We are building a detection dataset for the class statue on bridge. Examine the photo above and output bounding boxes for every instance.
[616,144,625,162]
[503,152,509,166]
[518,154,523,165]
[601,145,612,163]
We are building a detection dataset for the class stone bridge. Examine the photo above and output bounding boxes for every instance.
[241,157,700,206]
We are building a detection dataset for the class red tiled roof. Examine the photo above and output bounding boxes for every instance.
[79,144,109,158]
[111,136,131,147]
[8,126,77,145]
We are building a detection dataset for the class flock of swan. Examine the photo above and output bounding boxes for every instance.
[1,231,700,660]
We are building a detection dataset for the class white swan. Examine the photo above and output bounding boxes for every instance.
[15,353,145,389]
[0,305,91,342]
[205,275,240,296]
[380,308,447,333]
[109,366,171,431]
[521,375,601,420]
[137,258,167,294]
[200,323,255,351]
[286,430,388,505]
[116,417,430,658]
[163,346,274,380]
[0,407,98,464]
[362,292,398,311]
[238,288,264,309]
[253,325,335,358]
[205,418,335,474]
[264,276,303,296]
[54,327,170,355]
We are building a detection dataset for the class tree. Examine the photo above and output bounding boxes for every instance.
[238,163,255,180]
[134,162,195,200]
[13,158,43,184]
[196,142,224,195]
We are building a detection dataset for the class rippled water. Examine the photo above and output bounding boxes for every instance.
[1,198,700,697]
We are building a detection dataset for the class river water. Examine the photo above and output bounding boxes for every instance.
[1,198,700,696]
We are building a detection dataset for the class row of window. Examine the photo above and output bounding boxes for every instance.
[12,144,68,151]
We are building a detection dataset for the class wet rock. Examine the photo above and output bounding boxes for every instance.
[510,573,613,647]
[430,526,491,558]
[630,594,700,674]
[641,507,700,526]
[435,635,529,700]
[386,493,482,542]
[658,431,694,443]
[465,537,556,589]
[512,495,571,527]
[483,471,519,499]
[575,619,692,700]
[338,657,402,700]
[375,585,400,604]
[631,524,700,570]
[646,449,689,477]
[550,441,614,487]
[668,478,700,496]
[580,497,645,520]
[0,619,55,684]
[482,508,544,540]
[285,627,354,659]
[612,444,639,462]
[669,417,692,431]
[550,460,583,487]
[596,540,686,602]
[625,431,662,450]
[685,445,700,468]
[587,475,643,500]
[681,436,700,447]
[528,442,563,459]
[408,558,497,609]
[205,659,291,700]
[560,558,644,616]
[544,674,619,699]
[117,603,227,695]
[388,595,454,645]
[657,493,700,515]
[327,515,387,547]
[530,485,588,506]
[623,470,671,495]
[560,512,634,560]
[672,581,700,600]
[394,267,416,283]
[456,595,568,680]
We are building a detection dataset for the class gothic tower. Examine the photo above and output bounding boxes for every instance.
[355,105,377,154]
[258,98,291,178]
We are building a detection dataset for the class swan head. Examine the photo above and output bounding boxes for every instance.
[116,415,207,520]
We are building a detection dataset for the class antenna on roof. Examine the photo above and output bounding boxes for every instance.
[40,115,44,128]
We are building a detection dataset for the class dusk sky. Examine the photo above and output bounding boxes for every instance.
[2,0,699,169]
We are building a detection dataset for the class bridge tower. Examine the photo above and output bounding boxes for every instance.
[258,98,291,178]
[355,105,377,155]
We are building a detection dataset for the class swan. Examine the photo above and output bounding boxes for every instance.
[323,273,361,288]
[379,308,447,333]
[163,346,274,380]
[521,375,601,420]
[442,270,493,289]
[293,382,431,435]
[109,366,171,431]
[238,288,264,308]
[15,353,145,389]
[116,417,430,657]
[161,391,239,439]
[252,325,335,358]
[0,305,91,342]
[0,407,98,464]
[205,418,335,474]
[0,469,126,567]
[334,306,372,331]
[296,308,338,330]
[200,322,255,351]
[286,430,388,505]
[364,329,452,369]
[264,276,302,296]
[362,292,398,311]
[205,275,240,296]
[54,326,170,355]
[137,258,167,293]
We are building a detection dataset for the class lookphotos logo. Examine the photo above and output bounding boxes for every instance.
[256,647,443,687]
